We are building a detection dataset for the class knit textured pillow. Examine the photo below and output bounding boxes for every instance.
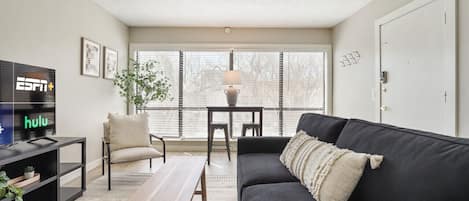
[280,131,383,201]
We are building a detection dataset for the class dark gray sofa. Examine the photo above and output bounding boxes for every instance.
[237,113,469,201]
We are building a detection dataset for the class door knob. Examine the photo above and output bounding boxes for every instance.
[380,106,388,111]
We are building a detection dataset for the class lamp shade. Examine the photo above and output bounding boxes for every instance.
[223,70,241,85]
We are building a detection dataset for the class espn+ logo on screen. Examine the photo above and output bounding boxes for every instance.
[16,76,54,92]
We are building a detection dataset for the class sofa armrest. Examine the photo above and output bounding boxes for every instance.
[237,136,291,155]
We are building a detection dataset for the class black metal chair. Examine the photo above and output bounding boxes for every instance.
[102,123,166,191]
[242,123,261,137]
[208,123,231,165]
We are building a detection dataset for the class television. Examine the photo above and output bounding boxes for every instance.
[0,60,56,145]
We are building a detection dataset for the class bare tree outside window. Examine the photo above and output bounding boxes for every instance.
[233,52,280,136]
[283,52,325,136]
[137,51,179,137]
[183,52,229,138]
[137,50,326,138]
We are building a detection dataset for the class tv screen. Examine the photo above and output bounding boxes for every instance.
[0,60,56,145]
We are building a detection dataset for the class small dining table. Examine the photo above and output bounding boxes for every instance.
[206,106,264,138]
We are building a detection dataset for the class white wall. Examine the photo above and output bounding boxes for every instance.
[333,0,469,137]
[457,0,469,138]
[332,0,413,121]
[130,27,332,44]
[0,0,129,163]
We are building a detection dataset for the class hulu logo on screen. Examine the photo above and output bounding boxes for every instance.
[24,115,49,129]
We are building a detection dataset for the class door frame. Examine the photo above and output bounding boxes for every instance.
[374,0,458,135]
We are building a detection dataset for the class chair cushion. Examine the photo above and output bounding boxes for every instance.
[241,182,316,201]
[107,113,150,151]
[296,113,347,143]
[238,153,298,189]
[111,147,163,163]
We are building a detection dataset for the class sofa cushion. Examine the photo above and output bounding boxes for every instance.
[296,113,347,143]
[237,137,291,155]
[241,182,316,201]
[336,119,469,201]
[238,153,298,189]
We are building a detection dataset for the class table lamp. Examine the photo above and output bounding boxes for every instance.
[223,70,241,106]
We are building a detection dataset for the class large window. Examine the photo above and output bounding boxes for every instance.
[233,52,280,136]
[283,52,325,136]
[136,49,327,138]
[183,51,229,138]
[137,51,179,137]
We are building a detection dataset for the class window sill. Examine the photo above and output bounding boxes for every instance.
[151,138,238,152]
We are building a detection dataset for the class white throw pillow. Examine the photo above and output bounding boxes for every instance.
[107,113,151,151]
[280,131,383,201]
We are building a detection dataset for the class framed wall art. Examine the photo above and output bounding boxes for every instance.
[81,37,101,77]
[103,47,118,80]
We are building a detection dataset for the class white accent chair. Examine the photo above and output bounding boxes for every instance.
[102,113,166,191]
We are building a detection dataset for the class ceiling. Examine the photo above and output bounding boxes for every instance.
[93,0,372,28]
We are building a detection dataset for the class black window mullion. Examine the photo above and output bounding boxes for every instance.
[279,52,284,136]
[229,50,233,137]
[178,50,184,138]
[323,52,326,114]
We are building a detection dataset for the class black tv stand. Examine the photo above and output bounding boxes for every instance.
[27,137,59,143]
[0,137,86,201]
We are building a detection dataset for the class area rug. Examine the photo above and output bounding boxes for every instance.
[76,172,151,201]
[76,172,236,201]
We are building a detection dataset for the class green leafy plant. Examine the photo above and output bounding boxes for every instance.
[0,171,23,201]
[113,59,172,109]
[24,166,34,173]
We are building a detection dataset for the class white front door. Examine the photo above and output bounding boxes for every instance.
[379,0,456,135]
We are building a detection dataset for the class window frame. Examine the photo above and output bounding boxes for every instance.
[130,43,332,138]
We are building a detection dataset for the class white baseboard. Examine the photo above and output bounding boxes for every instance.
[61,158,102,185]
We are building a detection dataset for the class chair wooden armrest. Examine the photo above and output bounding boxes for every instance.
[150,134,166,163]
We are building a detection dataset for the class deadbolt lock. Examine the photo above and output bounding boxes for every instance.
[381,71,388,84]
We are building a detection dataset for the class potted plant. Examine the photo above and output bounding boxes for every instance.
[0,171,23,201]
[23,166,34,179]
[113,59,172,110]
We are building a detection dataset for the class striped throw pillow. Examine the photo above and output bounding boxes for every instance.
[280,131,383,201]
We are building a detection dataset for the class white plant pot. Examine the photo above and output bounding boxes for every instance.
[24,171,34,179]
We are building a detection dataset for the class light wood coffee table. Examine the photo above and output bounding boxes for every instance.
[129,156,207,201]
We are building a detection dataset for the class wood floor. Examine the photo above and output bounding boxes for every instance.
[68,151,237,201]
